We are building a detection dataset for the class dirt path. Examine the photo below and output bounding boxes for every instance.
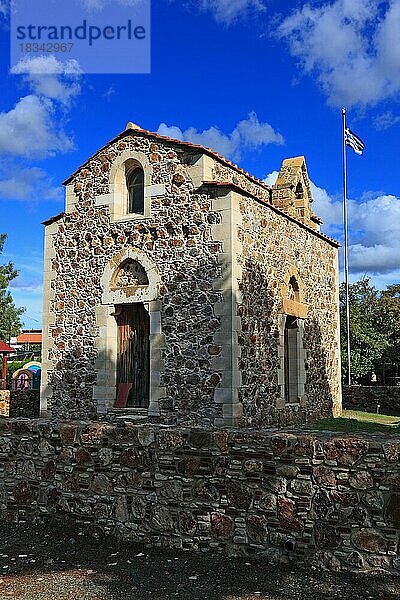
[0,522,398,600]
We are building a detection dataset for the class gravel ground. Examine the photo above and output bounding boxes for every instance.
[0,522,399,600]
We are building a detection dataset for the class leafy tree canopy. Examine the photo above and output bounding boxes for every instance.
[0,234,25,342]
[340,279,400,383]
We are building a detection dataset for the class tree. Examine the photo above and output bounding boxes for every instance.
[376,284,400,382]
[0,234,25,342]
[340,279,400,384]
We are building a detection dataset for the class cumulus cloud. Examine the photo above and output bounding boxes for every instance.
[263,170,279,187]
[157,112,284,161]
[348,193,400,269]
[0,95,74,158]
[264,170,400,282]
[373,110,400,131]
[2,57,82,159]
[310,181,343,236]
[0,164,62,201]
[200,0,265,24]
[0,56,82,201]
[11,56,82,104]
[309,181,400,275]
[278,0,400,107]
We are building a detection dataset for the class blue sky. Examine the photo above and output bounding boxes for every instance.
[1,0,400,328]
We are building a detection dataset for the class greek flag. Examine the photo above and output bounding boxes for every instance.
[345,128,365,155]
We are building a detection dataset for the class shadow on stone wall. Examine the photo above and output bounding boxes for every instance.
[9,390,40,418]
[41,263,338,429]
[343,386,400,416]
[1,422,399,579]
[45,345,105,420]
[303,317,337,420]
[1,520,398,600]
[238,259,337,427]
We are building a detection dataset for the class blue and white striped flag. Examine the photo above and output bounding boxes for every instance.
[345,128,365,155]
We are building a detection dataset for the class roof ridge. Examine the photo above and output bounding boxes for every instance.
[63,126,271,192]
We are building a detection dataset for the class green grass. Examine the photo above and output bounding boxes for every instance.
[310,409,400,433]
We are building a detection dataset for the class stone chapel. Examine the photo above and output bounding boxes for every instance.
[40,122,341,427]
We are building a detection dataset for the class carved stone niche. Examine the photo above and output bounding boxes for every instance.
[101,247,160,306]
[111,258,149,296]
[280,267,309,319]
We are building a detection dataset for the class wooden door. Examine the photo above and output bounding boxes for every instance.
[116,303,150,407]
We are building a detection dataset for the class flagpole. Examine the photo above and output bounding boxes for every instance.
[342,107,352,386]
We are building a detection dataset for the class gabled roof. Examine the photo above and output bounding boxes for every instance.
[62,123,271,193]
[46,123,339,248]
[0,341,14,353]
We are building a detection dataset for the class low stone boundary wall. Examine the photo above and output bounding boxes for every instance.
[0,419,399,574]
[0,390,40,418]
[343,386,400,416]
[9,390,40,418]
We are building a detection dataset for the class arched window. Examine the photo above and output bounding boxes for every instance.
[126,166,144,214]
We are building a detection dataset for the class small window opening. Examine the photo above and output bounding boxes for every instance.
[126,166,144,214]
[284,316,299,403]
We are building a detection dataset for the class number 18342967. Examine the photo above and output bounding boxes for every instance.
[19,42,74,52]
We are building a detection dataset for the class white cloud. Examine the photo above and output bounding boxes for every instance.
[0,164,62,201]
[157,112,284,161]
[264,170,400,285]
[311,181,400,275]
[315,186,400,278]
[348,193,400,271]
[278,0,400,107]
[310,181,343,236]
[104,86,117,101]
[11,56,81,104]
[0,95,74,158]
[263,170,279,187]
[0,56,82,202]
[373,110,400,130]
[200,0,265,24]
[1,57,82,159]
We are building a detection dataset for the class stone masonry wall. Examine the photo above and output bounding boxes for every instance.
[0,419,399,574]
[0,391,9,417]
[0,391,40,418]
[44,134,226,423]
[10,390,40,418]
[42,128,340,427]
[343,386,400,416]
[238,198,340,427]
